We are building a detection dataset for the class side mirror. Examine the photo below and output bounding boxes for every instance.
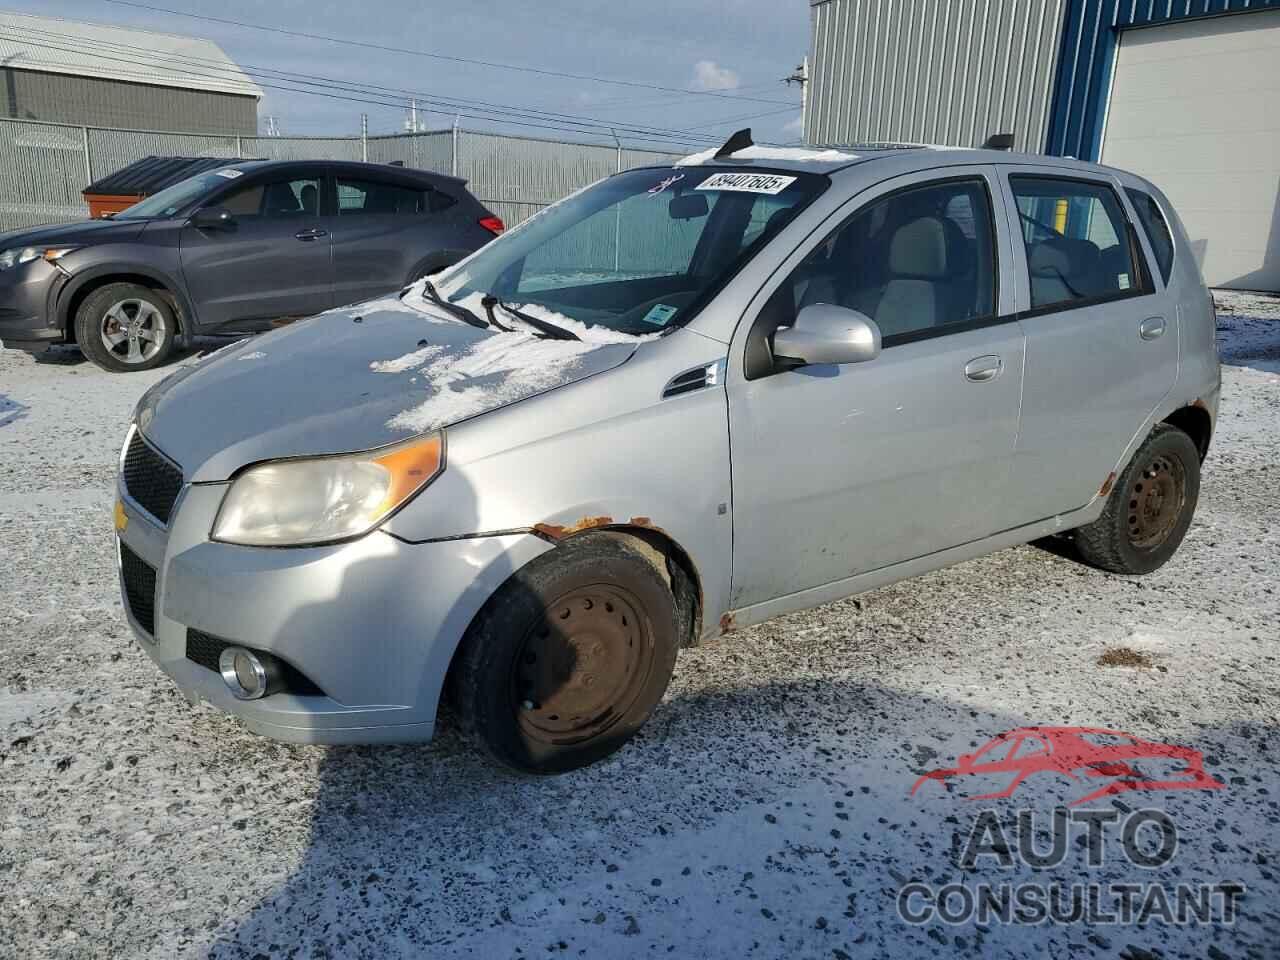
[772,303,881,367]
[669,194,709,221]
[191,205,235,230]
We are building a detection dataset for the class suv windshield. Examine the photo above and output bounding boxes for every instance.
[114,169,249,220]
[433,166,827,335]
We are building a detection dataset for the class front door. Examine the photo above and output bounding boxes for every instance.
[728,170,1025,607]
[180,171,332,329]
[998,169,1178,526]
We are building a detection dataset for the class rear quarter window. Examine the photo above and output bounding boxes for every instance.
[1126,188,1175,285]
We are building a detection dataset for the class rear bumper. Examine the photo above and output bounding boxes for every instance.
[116,479,552,745]
[0,262,62,351]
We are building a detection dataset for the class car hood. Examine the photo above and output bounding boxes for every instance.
[0,218,149,248]
[134,294,640,482]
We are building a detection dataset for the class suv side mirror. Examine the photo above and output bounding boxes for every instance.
[191,206,235,230]
[772,303,882,367]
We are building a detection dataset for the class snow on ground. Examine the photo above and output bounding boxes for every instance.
[1,296,1278,959]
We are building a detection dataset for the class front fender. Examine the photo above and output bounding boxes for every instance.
[56,259,197,334]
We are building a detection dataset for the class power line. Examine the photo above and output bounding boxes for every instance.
[0,28,749,148]
[5,23,786,147]
[95,0,799,107]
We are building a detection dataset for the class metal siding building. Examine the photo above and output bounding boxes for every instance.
[0,12,261,136]
[804,0,1280,290]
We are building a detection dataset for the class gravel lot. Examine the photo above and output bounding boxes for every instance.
[2,293,1278,959]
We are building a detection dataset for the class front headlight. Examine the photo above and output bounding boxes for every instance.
[0,246,75,271]
[211,433,444,546]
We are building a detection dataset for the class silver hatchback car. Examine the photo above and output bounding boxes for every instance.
[116,134,1219,773]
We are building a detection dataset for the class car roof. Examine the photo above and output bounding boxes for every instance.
[218,158,468,189]
[665,143,1130,182]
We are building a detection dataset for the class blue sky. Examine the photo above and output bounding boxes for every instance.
[6,0,810,150]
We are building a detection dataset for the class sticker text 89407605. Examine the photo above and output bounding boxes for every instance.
[696,172,797,195]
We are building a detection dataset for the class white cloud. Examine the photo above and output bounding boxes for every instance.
[691,60,740,92]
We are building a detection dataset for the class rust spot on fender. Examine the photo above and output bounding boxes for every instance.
[719,611,736,633]
[1190,397,1208,410]
[630,516,653,527]
[533,516,614,540]
[1099,472,1117,497]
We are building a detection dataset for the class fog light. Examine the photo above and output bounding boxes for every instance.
[219,646,269,700]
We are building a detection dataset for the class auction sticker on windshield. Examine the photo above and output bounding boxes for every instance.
[214,169,243,179]
[696,172,797,195]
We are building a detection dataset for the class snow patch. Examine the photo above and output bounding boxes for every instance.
[369,345,444,373]
[676,145,859,167]
[237,351,266,361]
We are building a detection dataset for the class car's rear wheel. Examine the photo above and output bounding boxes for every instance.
[75,282,177,373]
[1072,424,1201,575]
[449,533,679,774]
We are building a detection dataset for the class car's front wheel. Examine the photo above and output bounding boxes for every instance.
[75,282,177,373]
[449,533,680,774]
[1072,423,1201,575]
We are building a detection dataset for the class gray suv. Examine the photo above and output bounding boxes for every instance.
[115,136,1219,773]
[0,159,502,371]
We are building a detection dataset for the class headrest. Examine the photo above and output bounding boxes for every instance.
[889,217,948,278]
[1028,241,1071,277]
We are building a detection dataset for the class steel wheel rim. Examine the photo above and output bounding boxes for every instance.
[1126,451,1186,549]
[512,584,652,745]
[101,299,165,364]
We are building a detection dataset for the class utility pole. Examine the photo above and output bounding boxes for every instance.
[361,113,368,162]
[784,59,809,142]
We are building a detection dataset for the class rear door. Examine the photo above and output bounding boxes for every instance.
[327,173,450,308]
[999,168,1177,526]
[180,170,332,329]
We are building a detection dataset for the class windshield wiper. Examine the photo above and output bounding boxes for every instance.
[481,295,580,341]
[419,280,488,330]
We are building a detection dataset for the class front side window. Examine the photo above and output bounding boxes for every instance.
[433,166,826,336]
[337,177,438,215]
[760,177,998,345]
[1011,176,1139,309]
[222,177,321,219]
[116,169,253,220]
[1126,188,1175,285]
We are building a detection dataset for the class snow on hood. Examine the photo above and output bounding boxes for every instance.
[675,145,860,167]
[135,291,641,482]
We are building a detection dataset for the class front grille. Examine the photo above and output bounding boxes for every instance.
[119,542,157,635]
[186,629,325,697]
[122,430,184,525]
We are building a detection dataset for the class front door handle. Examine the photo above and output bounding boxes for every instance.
[295,228,328,241]
[964,355,1003,383]
[1139,316,1166,340]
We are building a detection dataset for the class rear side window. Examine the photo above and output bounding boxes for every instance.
[336,177,442,215]
[1010,176,1139,310]
[1126,188,1175,285]
[770,177,998,344]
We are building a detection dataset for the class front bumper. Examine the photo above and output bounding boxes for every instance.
[116,476,551,745]
[0,261,63,352]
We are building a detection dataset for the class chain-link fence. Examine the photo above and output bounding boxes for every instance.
[0,118,684,233]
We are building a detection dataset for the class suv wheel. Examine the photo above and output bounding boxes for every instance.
[75,283,177,373]
[1072,423,1201,575]
[450,533,680,774]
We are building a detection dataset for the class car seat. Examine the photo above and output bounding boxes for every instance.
[853,216,954,337]
[299,183,318,216]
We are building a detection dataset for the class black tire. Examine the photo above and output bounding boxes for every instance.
[1072,423,1201,575]
[75,282,177,373]
[449,533,680,774]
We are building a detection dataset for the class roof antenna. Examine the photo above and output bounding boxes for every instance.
[714,128,754,159]
[983,132,1015,151]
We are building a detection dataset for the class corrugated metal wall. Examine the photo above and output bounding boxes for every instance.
[1046,0,1280,160]
[804,0,1067,151]
[1,68,257,136]
[0,118,683,234]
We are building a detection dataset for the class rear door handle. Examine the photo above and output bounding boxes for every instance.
[964,355,1003,383]
[295,228,328,241]
[1139,316,1166,340]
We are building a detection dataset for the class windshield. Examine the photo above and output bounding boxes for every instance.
[433,166,826,335]
[114,169,247,220]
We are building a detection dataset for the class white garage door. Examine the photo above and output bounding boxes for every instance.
[1100,11,1280,292]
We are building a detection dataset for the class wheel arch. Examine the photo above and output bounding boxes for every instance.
[58,266,193,343]
[1160,403,1212,462]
